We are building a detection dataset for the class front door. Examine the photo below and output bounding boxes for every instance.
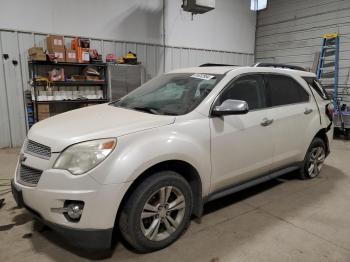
[209,74,275,192]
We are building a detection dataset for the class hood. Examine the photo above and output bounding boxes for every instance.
[28,104,175,152]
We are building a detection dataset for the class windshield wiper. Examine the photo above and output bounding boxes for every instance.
[131,106,162,115]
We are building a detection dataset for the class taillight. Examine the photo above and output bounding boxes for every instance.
[326,103,334,121]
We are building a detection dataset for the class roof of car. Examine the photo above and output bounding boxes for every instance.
[168,66,238,75]
[168,65,316,77]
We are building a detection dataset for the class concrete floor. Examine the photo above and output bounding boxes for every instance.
[1,140,350,262]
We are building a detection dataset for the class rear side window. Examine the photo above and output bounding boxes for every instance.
[219,75,266,110]
[303,77,330,100]
[266,75,309,107]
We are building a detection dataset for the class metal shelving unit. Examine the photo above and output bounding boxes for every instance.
[33,80,107,86]
[28,61,109,125]
[35,99,108,104]
[28,61,107,67]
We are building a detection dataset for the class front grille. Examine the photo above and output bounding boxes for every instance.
[18,165,43,186]
[25,140,51,159]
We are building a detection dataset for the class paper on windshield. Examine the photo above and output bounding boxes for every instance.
[190,73,215,80]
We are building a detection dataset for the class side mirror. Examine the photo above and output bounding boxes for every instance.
[212,99,249,116]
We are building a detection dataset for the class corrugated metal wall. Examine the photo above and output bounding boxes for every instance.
[256,0,350,86]
[0,28,254,148]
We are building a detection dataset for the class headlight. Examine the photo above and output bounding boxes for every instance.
[53,138,117,175]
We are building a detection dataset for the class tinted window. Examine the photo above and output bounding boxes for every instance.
[303,77,330,100]
[266,75,309,107]
[219,75,266,110]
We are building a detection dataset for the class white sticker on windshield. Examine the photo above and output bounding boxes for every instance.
[190,73,215,80]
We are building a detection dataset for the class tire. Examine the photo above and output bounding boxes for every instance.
[118,171,193,253]
[299,137,326,180]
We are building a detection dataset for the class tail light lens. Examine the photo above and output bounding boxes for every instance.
[326,103,334,121]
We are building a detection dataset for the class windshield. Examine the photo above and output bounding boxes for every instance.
[111,73,223,115]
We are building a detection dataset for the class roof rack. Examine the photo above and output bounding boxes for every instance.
[199,63,237,67]
[254,62,306,71]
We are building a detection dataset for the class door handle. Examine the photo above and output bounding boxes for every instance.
[261,118,274,127]
[304,108,313,115]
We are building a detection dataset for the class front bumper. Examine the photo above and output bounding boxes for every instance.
[12,179,113,249]
[13,162,132,249]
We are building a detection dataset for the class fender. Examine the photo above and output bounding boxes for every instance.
[89,119,212,197]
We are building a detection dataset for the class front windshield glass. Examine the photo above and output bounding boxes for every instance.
[111,73,223,115]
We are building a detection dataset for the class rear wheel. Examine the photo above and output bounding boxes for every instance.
[119,171,193,253]
[300,137,326,179]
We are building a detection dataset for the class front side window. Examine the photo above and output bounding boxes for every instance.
[111,73,223,115]
[266,75,309,107]
[219,74,266,110]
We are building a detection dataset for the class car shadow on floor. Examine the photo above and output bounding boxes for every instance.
[0,212,33,232]
[26,164,345,261]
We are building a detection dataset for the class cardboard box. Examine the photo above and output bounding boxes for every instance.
[28,47,47,61]
[71,38,90,50]
[30,53,46,61]
[65,49,77,63]
[76,47,90,63]
[50,48,65,62]
[71,38,79,50]
[37,104,50,113]
[28,47,43,56]
[38,112,50,121]
[37,104,50,121]
[47,35,65,52]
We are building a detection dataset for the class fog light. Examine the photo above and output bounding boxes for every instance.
[50,201,85,222]
[67,203,83,220]
[63,200,84,222]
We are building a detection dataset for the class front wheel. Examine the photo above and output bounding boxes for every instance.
[119,171,193,253]
[300,137,326,179]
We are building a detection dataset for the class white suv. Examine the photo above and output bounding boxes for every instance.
[12,63,333,252]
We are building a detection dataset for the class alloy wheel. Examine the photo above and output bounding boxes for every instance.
[140,186,186,242]
[307,146,325,178]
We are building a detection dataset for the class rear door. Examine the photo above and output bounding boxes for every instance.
[303,77,333,149]
[265,74,320,170]
[210,74,275,192]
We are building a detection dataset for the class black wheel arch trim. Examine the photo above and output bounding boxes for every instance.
[115,160,204,228]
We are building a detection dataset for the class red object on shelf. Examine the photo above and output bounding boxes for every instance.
[106,54,116,62]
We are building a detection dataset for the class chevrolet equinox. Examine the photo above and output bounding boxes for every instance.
[12,63,333,253]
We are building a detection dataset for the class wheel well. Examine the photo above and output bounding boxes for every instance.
[315,128,330,155]
[115,160,203,228]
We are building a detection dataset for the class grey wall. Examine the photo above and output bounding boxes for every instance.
[256,0,350,86]
[164,0,256,53]
[0,0,256,53]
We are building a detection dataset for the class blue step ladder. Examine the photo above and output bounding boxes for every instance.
[316,33,345,133]
[316,33,340,104]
